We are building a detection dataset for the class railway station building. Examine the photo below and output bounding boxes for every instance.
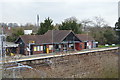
[15,30,96,55]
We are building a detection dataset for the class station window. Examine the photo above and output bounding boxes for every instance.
[34,46,43,51]
[49,45,53,50]
[34,46,37,51]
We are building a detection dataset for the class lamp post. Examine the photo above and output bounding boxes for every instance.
[0,25,6,79]
[28,43,31,56]
[51,30,54,54]
[73,36,75,51]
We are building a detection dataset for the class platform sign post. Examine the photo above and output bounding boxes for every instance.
[28,41,35,56]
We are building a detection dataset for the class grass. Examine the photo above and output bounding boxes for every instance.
[98,44,120,48]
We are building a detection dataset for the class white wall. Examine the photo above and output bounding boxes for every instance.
[24,30,32,35]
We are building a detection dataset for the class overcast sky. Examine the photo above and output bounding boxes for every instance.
[0,0,119,27]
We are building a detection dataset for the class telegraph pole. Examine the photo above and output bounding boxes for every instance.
[0,35,2,79]
[0,25,4,79]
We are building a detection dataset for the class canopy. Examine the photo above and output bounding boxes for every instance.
[4,42,18,47]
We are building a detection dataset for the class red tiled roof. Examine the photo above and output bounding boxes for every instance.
[16,30,95,45]
[16,30,73,44]
[19,35,43,44]
[76,34,94,42]
[43,30,72,43]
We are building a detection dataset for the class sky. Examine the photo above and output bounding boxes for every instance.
[0,0,119,27]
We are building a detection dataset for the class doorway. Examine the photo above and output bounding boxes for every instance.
[43,45,47,53]
[19,43,24,54]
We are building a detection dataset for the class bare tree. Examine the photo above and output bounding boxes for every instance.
[80,19,93,32]
[92,16,107,27]
[64,17,78,23]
